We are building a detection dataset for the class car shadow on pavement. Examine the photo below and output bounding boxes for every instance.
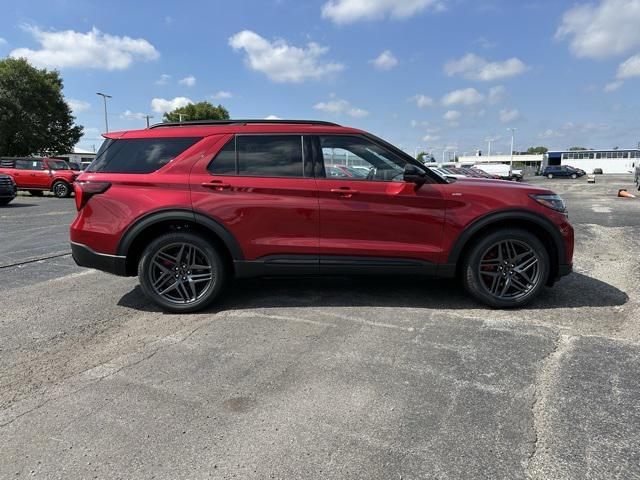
[117,271,628,313]
[2,203,38,208]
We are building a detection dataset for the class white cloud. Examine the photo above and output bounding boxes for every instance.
[322,0,446,24]
[444,53,528,81]
[313,98,369,117]
[67,99,90,113]
[213,90,233,99]
[538,121,611,140]
[474,37,496,49]
[178,75,196,87]
[441,88,484,106]
[150,96,193,113]
[616,53,640,79]
[265,115,281,120]
[422,133,441,142]
[604,80,623,92]
[10,25,159,70]
[410,94,434,108]
[155,74,171,85]
[443,110,461,122]
[487,85,507,104]
[499,108,520,123]
[556,0,640,59]
[0,37,7,46]
[228,30,344,83]
[371,50,398,70]
[121,110,147,120]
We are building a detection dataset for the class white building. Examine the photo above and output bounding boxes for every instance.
[55,147,96,168]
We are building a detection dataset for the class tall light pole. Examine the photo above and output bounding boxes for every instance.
[96,92,112,133]
[507,128,516,167]
[144,114,154,128]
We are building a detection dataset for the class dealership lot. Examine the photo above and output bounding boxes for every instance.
[0,176,639,479]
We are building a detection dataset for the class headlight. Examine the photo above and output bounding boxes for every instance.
[529,194,566,213]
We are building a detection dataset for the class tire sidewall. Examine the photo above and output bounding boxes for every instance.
[138,232,226,313]
[462,229,550,308]
[547,173,553,179]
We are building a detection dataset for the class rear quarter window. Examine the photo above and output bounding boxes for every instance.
[86,137,201,174]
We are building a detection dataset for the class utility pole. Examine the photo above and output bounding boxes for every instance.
[96,92,112,133]
[178,113,188,122]
[507,128,516,167]
[144,115,154,128]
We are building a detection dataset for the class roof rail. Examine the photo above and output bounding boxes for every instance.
[148,119,340,129]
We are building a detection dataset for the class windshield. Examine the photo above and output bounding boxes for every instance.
[47,160,69,170]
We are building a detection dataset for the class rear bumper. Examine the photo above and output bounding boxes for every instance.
[71,241,127,276]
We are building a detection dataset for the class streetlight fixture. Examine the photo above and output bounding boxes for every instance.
[507,128,516,168]
[96,92,112,133]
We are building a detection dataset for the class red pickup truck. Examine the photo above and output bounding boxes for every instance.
[0,157,78,198]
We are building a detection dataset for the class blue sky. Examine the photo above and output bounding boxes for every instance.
[1,0,639,157]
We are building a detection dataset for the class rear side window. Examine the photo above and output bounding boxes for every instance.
[208,137,236,175]
[86,137,201,174]
[237,135,303,177]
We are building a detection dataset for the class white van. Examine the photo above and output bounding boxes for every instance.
[472,163,512,180]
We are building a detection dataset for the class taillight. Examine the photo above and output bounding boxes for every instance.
[74,181,111,210]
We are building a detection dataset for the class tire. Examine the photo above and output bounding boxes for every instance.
[547,173,553,179]
[138,232,227,313]
[571,173,577,179]
[461,229,550,308]
[52,180,71,198]
[29,190,44,196]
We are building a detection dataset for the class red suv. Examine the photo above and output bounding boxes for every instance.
[0,157,77,197]
[70,120,573,312]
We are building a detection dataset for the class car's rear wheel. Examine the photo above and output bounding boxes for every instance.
[29,190,44,196]
[461,229,549,308]
[52,180,71,198]
[138,232,227,313]
[547,173,553,179]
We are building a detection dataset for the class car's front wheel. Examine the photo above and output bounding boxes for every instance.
[461,229,549,308]
[138,232,227,313]
[52,180,71,198]
[571,173,577,179]
[547,173,553,179]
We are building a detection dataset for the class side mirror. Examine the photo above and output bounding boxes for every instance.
[403,164,426,186]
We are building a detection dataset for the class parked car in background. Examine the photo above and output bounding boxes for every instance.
[564,165,586,176]
[71,119,573,313]
[541,165,585,179]
[326,164,369,179]
[634,163,639,189]
[593,168,603,175]
[472,163,513,180]
[0,174,17,206]
[0,157,78,197]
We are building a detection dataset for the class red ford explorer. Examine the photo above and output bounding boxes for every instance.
[70,120,573,312]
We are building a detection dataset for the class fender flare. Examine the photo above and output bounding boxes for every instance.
[116,209,244,260]
[447,209,567,266]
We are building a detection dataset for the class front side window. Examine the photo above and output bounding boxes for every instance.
[86,137,201,174]
[47,160,69,170]
[319,135,407,182]
[237,135,303,177]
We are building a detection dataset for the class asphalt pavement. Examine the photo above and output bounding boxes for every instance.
[0,175,638,479]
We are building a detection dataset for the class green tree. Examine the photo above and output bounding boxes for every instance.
[0,58,83,156]
[416,151,435,163]
[526,146,548,154]
[568,146,588,151]
[163,101,230,122]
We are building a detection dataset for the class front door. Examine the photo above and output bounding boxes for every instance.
[314,135,446,272]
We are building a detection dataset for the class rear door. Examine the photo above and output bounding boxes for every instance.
[313,135,446,271]
[190,133,319,268]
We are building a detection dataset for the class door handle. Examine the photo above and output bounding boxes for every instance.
[202,181,231,191]
[330,188,358,198]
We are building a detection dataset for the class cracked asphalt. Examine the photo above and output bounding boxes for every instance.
[0,175,639,479]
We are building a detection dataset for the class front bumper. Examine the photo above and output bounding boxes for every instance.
[71,242,127,276]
